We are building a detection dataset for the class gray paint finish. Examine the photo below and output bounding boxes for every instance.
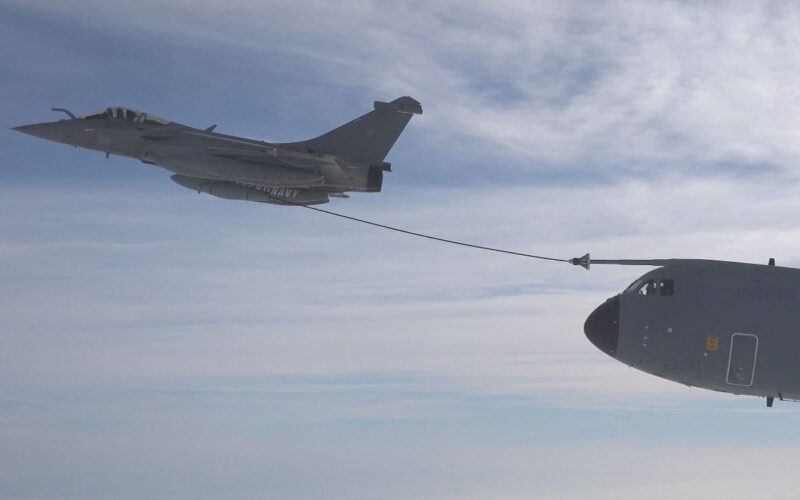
[586,259,800,404]
[13,97,422,205]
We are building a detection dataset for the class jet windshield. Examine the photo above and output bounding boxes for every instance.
[81,107,169,125]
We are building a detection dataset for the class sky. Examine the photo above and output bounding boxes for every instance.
[4,1,800,499]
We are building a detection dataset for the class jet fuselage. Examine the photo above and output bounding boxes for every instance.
[14,98,421,205]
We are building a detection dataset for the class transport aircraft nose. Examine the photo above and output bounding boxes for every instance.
[584,295,620,357]
[12,122,65,142]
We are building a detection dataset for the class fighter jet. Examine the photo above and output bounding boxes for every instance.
[575,254,800,407]
[12,97,422,205]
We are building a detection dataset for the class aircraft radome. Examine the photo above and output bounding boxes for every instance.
[12,97,422,206]
[572,254,799,407]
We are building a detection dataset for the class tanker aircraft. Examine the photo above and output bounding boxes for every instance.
[13,97,422,205]
[574,254,800,407]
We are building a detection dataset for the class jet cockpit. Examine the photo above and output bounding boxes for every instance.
[81,107,169,126]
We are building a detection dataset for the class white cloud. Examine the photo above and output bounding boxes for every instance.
[7,2,800,498]
[4,173,800,411]
[15,0,800,174]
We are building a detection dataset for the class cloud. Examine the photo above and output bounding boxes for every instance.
[12,0,800,177]
[4,173,800,411]
[6,2,800,498]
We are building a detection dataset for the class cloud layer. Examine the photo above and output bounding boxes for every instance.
[14,0,800,175]
[5,1,800,499]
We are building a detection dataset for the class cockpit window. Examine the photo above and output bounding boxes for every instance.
[80,107,169,125]
[625,278,645,293]
[635,278,674,296]
[638,280,658,296]
[139,113,169,126]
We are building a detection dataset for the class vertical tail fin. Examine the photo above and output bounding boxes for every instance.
[282,96,422,164]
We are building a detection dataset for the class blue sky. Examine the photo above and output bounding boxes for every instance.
[5,1,800,499]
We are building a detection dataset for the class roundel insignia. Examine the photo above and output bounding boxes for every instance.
[706,336,719,352]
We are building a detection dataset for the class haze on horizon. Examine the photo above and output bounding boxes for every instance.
[4,2,800,499]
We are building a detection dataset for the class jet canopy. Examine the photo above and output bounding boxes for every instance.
[81,107,169,125]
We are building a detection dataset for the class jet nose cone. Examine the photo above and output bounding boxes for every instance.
[584,295,620,357]
[12,122,66,142]
[12,124,36,135]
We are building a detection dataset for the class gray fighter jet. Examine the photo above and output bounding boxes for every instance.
[13,97,422,205]
[576,254,799,406]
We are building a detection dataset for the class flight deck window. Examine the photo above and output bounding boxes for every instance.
[636,278,674,296]
[625,279,644,293]
[638,280,657,296]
